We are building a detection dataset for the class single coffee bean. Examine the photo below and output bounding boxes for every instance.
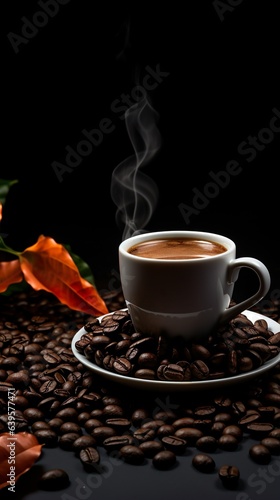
[161,435,187,454]
[246,422,274,439]
[79,447,100,471]
[39,469,70,490]
[260,437,280,455]
[91,426,117,444]
[139,440,164,458]
[174,427,203,445]
[249,444,271,464]
[120,445,145,465]
[31,421,50,432]
[134,368,156,379]
[162,364,185,381]
[196,436,218,453]
[113,357,133,375]
[59,432,81,451]
[190,360,210,380]
[23,408,45,424]
[105,418,131,432]
[152,450,177,470]
[133,427,156,443]
[103,435,134,451]
[34,429,58,447]
[222,425,243,441]
[192,453,216,473]
[218,465,240,489]
[218,434,239,451]
[59,421,82,435]
[72,435,97,453]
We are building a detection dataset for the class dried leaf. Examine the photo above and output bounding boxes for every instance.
[0,432,43,490]
[19,235,109,316]
[0,260,23,293]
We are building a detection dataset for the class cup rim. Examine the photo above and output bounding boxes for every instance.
[119,230,235,261]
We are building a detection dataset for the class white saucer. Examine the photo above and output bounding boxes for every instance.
[71,310,280,391]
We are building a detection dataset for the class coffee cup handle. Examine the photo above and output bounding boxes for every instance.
[219,257,271,325]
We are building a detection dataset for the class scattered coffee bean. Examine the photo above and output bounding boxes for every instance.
[218,465,240,489]
[0,290,280,493]
[79,447,100,471]
[249,444,271,464]
[152,450,177,470]
[192,453,216,473]
[260,437,280,455]
[120,445,145,465]
[39,469,70,490]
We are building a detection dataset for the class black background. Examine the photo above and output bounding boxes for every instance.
[1,0,279,298]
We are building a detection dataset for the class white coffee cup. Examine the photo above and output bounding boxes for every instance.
[118,230,271,340]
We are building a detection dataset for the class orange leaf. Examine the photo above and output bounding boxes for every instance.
[19,235,109,316]
[0,260,23,293]
[0,432,43,490]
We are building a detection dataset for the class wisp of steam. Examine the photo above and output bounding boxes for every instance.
[110,95,161,241]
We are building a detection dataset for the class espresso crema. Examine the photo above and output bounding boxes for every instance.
[128,238,227,260]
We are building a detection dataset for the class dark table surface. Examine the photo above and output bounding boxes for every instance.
[1,288,280,500]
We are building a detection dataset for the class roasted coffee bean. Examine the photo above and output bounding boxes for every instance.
[59,432,81,450]
[161,435,187,454]
[40,380,57,394]
[139,440,164,458]
[131,408,150,425]
[134,368,156,379]
[192,453,216,473]
[157,424,175,438]
[39,469,70,490]
[6,370,30,388]
[91,426,117,444]
[218,434,239,451]
[55,408,78,421]
[103,404,125,418]
[174,427,203,445]
[23,408,45,424]
[238,410,260,427]
[246,422,274,438]
[151,450,177,470]
[222,425,243,441]
[260,437,280,455]
[113,357,133,375]
[103,435,134,451]
[172,417,195,429]
[105,418,131,432]
[190,360,209,380]
[59,421,82,435]
[43,351,62,364]
[120,445,145,465]
[79,447,100,471]
[191,344,211,360]
[162,363,185,381]
[249,444,271,464]
[72,435,97,453]
[218,465,240,489]
[137,352,158,368]
[34,429,58,447]
[196,436,218,453]
[133,427,156,442]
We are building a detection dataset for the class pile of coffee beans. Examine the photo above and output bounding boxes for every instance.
[75,309,280,381]
[0,289,280,493]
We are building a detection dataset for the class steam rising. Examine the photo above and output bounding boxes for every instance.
[111,95,161,241]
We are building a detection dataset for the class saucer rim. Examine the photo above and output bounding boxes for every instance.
[71,309,280,391]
